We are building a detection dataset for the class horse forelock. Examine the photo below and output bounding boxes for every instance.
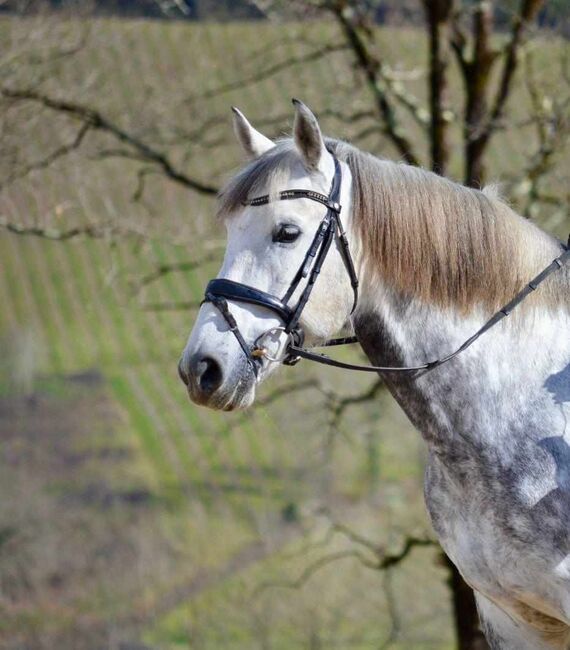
[218,138,567,314]
[217,140,299,220]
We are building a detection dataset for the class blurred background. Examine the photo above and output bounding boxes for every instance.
[0,1,568,648]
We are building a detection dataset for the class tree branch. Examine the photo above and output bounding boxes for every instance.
[130,253,220,293]
[382,75,431,131]
[462,0,499,185]
[0,217,146,241]
[514,48,570,220]
[422,0,455,174]
[450,5,470,75]
[324,378,385,455]
[484,0,545,140]
[0,121,90,191]
[254,549,378,596]
[326,1,421,166]
[459,0,546,185]
[0,87,218,196]
[185,43,349,106]
[254,531,435,596]
[379,571,400,649]
[378,535,436,571]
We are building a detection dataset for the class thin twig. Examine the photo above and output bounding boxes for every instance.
[254,532,435,597]
[0,122,90,190]
[131,253,220,293]
[0,217,144,241]
[253,549,378,596]
[185,43,349,105]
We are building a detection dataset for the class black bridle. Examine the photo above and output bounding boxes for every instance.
[204,157,358,375]
[203,156,570,377]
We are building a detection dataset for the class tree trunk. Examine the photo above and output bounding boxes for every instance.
[463,0,495,187]
[423,0,454,175]
[444,554,490,650]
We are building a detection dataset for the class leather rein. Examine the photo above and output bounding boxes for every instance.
[203,156,570,377]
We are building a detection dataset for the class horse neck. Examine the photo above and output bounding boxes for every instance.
[353,273,570,450]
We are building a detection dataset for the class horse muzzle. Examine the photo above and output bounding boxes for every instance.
[178,352,256,411]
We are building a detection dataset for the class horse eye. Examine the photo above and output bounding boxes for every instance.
[273,224,301,244]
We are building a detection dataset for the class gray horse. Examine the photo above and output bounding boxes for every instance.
[180,101,570,648]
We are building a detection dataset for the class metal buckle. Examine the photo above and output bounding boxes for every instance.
[283,353,301,366]
[282,327,305,366]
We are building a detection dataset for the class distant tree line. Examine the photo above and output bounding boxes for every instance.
[0,0,567,29]
[0,0,264,20]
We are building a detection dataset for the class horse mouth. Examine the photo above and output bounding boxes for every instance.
[187,369,256,412]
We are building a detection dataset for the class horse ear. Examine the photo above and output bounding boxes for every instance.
[231,107,275,159]
[292,99,326,171]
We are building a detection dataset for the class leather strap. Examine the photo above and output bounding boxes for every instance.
[287,218,336,332]
[205,279,293,323]
[205,292,259,376]
[334,211,359,313]
[244,189,341,212]
[289,244,570,374]
[282,216,332,305]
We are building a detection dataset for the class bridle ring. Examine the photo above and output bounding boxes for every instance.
[252,327,292,363]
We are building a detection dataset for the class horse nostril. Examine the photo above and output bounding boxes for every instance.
[197,357,223,395]
[178,358,189,386]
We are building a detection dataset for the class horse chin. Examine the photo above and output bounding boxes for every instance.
[222,387,255,411]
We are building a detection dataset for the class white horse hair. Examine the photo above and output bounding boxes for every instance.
[180,101,570,649]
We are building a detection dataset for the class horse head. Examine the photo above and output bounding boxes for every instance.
[179,101,356,410]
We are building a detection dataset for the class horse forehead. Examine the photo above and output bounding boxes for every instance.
[223,158,336,239]
[226,197,326,239]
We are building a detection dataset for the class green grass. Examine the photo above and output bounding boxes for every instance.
[109,373,181,491]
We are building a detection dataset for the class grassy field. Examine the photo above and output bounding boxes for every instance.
[0,13,568,650]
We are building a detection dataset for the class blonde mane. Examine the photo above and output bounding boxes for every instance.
[219,139,567,313]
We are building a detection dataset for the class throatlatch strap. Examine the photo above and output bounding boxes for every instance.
[334,211,359,313]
